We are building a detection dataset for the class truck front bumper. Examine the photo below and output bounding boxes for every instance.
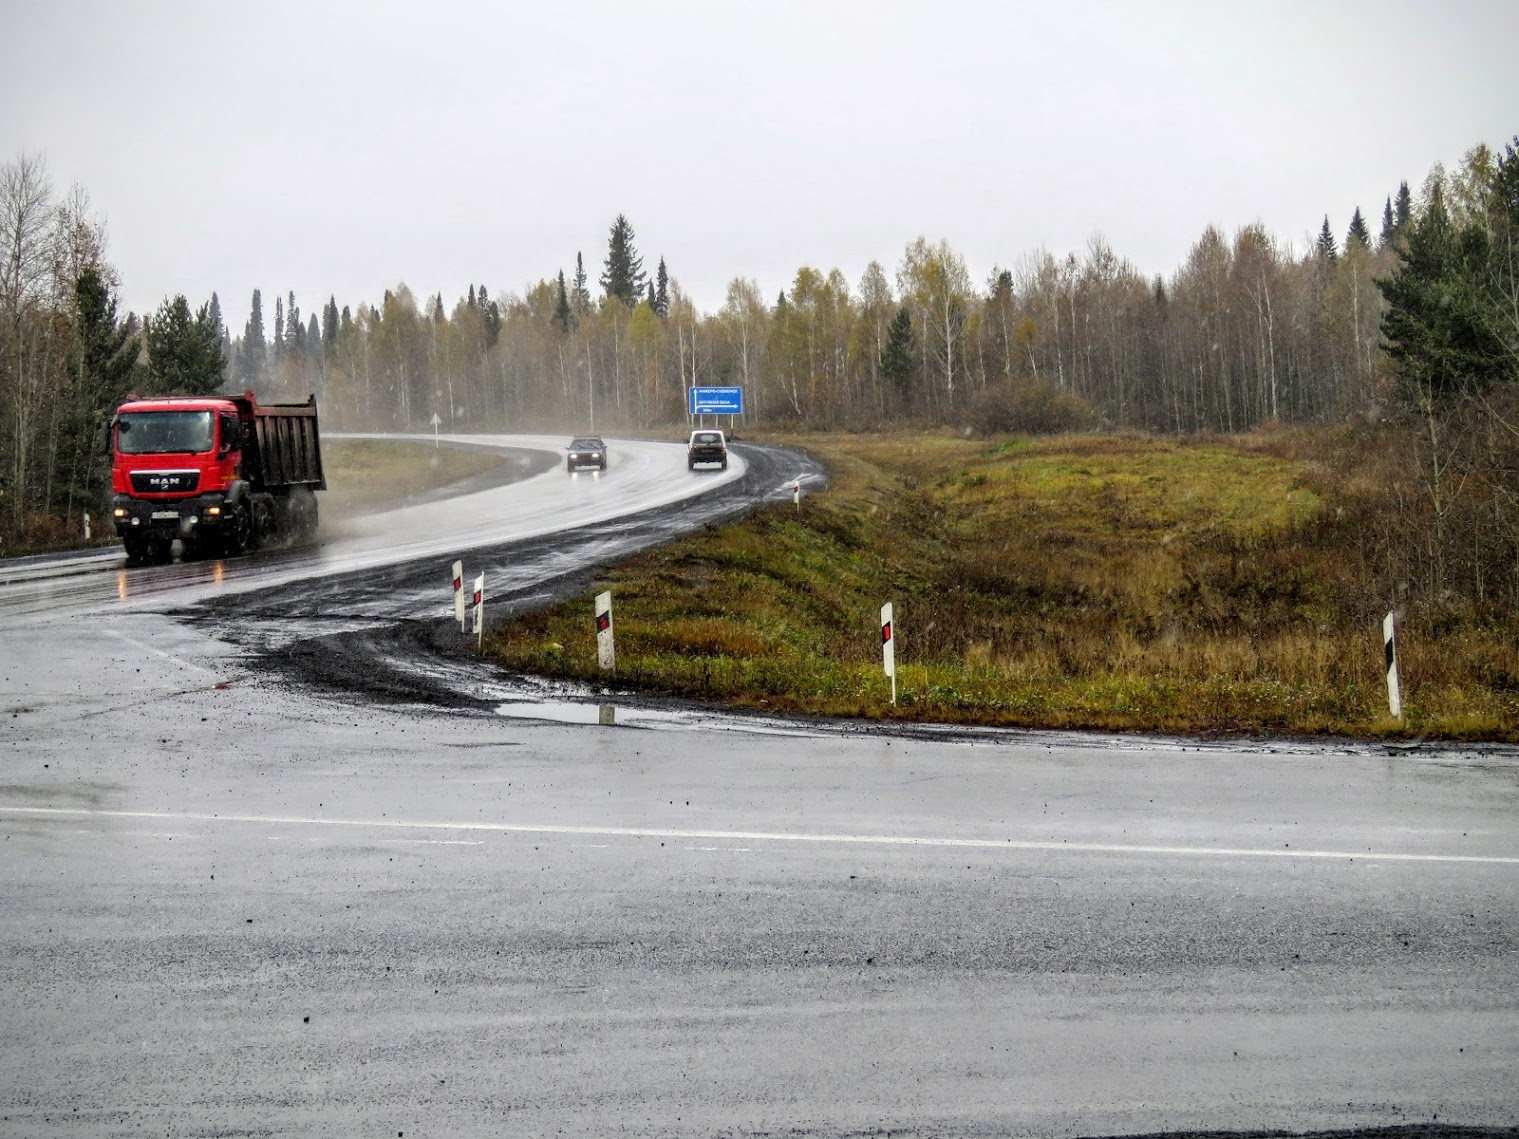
[112,493,228,540]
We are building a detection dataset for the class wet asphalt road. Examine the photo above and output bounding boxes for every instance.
[1,435,1517,1137]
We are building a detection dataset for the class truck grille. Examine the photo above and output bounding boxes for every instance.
[129,470,199,494]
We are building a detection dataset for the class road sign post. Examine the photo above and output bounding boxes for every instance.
[596,590,615,673]
[452,560,465,630]
[431,412,442,448]
[881,602,896,706]
[473,573,484,649]
[1383,611,1402,718]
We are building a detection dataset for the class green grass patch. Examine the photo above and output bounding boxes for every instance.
[485,431,1519,741]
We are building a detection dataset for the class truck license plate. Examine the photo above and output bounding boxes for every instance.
[151,511,178,520]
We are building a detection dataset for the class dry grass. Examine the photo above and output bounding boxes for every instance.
[322,438,503,517]
[486,429,1519,741]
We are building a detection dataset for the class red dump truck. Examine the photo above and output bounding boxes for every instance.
[108,391,325,562]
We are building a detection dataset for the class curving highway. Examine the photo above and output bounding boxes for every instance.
[0,434,794,623]
[1,433,1517,1138]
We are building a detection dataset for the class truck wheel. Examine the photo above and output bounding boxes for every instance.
[224,504,253,556]
[289,486,319,542]
[122,533,150,563]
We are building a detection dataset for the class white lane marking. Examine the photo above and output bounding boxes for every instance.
[101,628,225,677]
[2,806,1515,865]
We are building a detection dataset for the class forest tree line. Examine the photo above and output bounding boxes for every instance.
[3,137,1516,609]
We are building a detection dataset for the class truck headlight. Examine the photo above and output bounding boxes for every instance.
[113,508,127,518]
[206,506,221,516]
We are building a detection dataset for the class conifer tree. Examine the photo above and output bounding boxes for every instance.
[75,266,140,408]
[571,254,591,314]
[273,294,285,358]
[1394,181,1413,233]
[146,295,225,395]
[322,296,339,352]
[241,289,266,382]
[467,284,476,309]
[1380,192,1506,406]
[646,281,657,310]
[553,270,574,333]
[1316,216,1338,261]
[655,257,670,317]
[1346,207,1371,249]
[287,292,302,353]
[478,286,501,347]
[599,214,646,306]
[879,305,917,411]
[1380,197,1397,248]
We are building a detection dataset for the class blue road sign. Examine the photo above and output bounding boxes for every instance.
[688,386,744,415]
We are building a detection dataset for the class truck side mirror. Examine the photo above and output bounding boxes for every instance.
[97,417,115,455]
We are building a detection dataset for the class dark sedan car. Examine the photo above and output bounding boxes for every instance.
[567,436,607,471]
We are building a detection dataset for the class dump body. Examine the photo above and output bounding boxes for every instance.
[109,391,324,561]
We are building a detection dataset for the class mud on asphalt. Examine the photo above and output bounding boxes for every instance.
[177,441,829,715]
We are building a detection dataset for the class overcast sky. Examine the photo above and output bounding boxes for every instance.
[3,0,1515,326]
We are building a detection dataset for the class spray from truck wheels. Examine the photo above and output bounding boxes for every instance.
[106,391,326,563]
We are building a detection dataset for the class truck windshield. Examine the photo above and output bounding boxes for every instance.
[116,411,215,455]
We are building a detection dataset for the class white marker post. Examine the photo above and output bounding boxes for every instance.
[881,602,896,706]
[473,573,485,649]
[1383,611,1402,718]
[431,412,442,448]
[793,482,801,514]
[83,512,91,542]
[452,560,465,631]
[595,590,615,673]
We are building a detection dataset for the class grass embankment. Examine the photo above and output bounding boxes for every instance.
[485,431,1519,741]
[322,438,503,517]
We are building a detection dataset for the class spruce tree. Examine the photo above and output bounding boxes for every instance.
[1346,207,1370,249]
[323,296,339,352]
[241,289,266,382]
[75,266,140,408]
[599,214,646,306]
[146,295,226,395]
[479,286,501,347]
[1394,181,1413,233]
[655,257,670,317]
[1316,216,1338,261]
[1379,193,1506,406]
[553,270,574,333]
[467,284,476,309]
[572,254,591,314]
[646,281,657,310]
[879,305,917,411]
[1380,197,1397,248]
[273,294,285,358]
[287,292,302,353]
